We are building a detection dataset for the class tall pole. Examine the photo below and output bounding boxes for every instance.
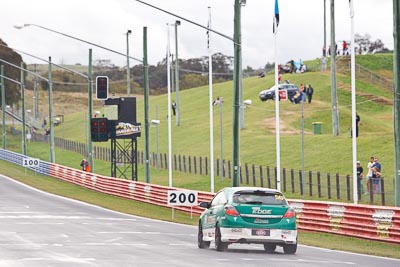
[393,0,400,207]
[143,26,151,183]
[174,21,181,126]
[219,101,223,181]
[301,95,305,196]
[20,62,26,156]
[274,0,281,191]
[350,0,358,203]
[208,7,214,192]
[48,57,55,162]
[330,0,339,136]
[323,0,327,56]
[167,25,173,187]
[126,30,132,96]
[1,65,5,149]
[232,0,241,187]
[155,105,159,168]
[239,5,244,131]
[88,49,94,172]
[33,64,38,120]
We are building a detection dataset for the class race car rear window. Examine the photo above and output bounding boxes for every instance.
[232,191,287,205]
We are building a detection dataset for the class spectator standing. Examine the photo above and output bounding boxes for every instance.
[373,157,382,172]
[356,112,360,137]
[372,157,382,193]
[342,41,348,55]
[321,56,327,72]
[372,166,382,194]
[171,100,177,116]
[80,159,88,171]
[366,156,375,194]
[306,84,314,104]
[356,161,364,194]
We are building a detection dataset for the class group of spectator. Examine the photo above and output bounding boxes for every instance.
[292,83,314,104]
[325,40,350,57]
[357,156,382,194]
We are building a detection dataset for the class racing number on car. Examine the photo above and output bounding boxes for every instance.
[167,190,198,206]
[22,157,40,167]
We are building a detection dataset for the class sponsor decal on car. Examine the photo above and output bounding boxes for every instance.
[252,207,272,214]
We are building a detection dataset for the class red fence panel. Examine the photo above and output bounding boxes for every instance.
[49,163,400,244]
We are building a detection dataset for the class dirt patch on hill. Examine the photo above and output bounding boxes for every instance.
[337,81,392,105]
[262,116,312,135]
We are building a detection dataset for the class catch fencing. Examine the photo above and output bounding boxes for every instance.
[0,148,399,244]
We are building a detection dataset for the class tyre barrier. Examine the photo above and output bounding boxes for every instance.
[1,149,399,244]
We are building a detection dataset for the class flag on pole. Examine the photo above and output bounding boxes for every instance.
[349,0,354,18]
[207,7,211,51]
[273,0,279,34]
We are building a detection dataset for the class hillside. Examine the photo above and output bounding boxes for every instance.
[31,53,391,179]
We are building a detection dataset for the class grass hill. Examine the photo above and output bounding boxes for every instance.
[7,53,395,190]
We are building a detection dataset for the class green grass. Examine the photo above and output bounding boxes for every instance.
[1,159,398,259]
[2,54,397,203]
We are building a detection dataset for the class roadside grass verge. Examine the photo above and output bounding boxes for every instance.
[1,160,399,259]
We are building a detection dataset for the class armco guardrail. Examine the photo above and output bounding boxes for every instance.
[0,148,399,244]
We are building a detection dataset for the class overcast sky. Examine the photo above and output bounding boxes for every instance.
[0,0,394,69]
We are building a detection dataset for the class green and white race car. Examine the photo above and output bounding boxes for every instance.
[198,187,297,254]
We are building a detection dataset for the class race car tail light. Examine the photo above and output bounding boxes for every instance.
[283,208,295,218]
[224,205,240,216]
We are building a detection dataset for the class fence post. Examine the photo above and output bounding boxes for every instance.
[267,166,271,188]
[347,174,352,201]
[183,155,187,173]
[240,166,243,184]
[282,168,287,192]
[174,154,177,170]
[252,164,256,186]
[336,173,340,199]
[317,171,322,197]
[259,165,264,187]
[179,155,182,172]
[189,156,192,173]
[327,173,331,199]
[164,153,167,169]
[200,157,203,175]
[194,156,197,174]
[205,157,208,176]
[245,164,249,185]
[381,178,385,206]
[309,171,313,196]
[216,159,220,177]
[290,169,295,193]
[299,170,304,196]
[228,161,231,179]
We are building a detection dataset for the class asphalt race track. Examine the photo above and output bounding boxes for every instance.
[0,174,399,267]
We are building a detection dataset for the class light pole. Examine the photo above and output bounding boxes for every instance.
[217,97,224,181]
[15,24,151,181]
[134,0,243,187]
[1,65,5,149]
[126,29,132,96]
[174,20,181,126]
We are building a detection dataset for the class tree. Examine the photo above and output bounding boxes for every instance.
[0,39,25,108]
[354,34,389,54]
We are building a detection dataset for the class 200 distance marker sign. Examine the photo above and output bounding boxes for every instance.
[167,190,198,206]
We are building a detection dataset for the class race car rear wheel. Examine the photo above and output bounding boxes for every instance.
[283,243,297,254]
[215,224,228,252]
[198,223,210,249]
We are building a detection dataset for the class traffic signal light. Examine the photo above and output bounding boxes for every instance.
[91,118,109,142]
[96,76,109,100]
